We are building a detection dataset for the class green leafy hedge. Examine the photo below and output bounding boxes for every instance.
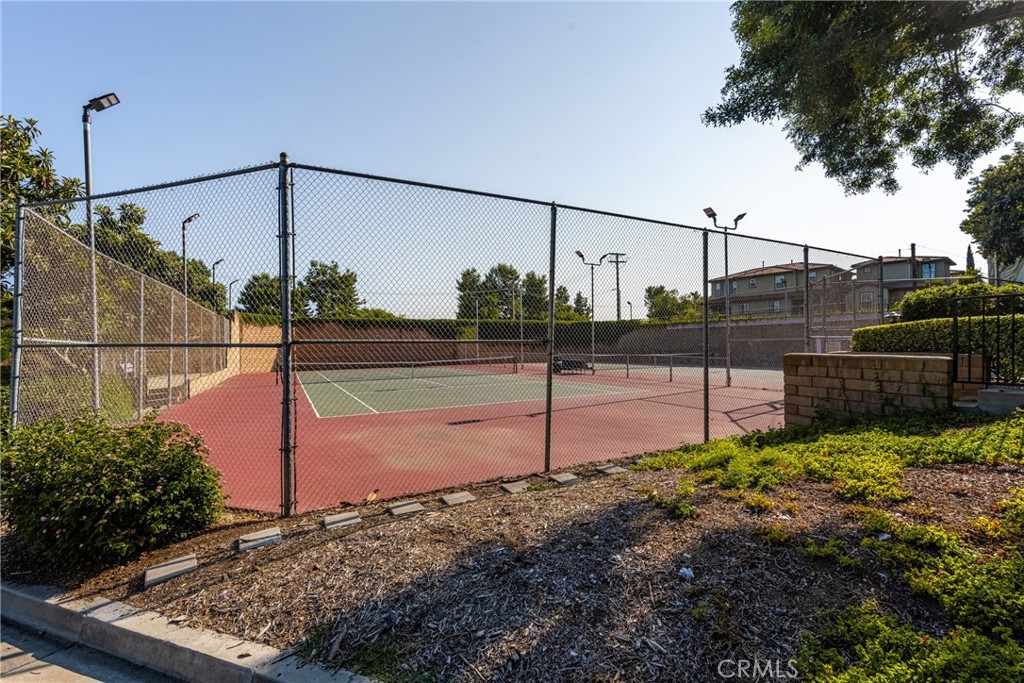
[851,315,1024,384]
[896,282,1024,322]
[2,417,224,566]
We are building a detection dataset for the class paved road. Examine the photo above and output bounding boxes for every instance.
[1,620,183,683]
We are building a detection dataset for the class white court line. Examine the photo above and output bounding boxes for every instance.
[294,373,323,419]
[316,371,380,414]
[414,377,453,388]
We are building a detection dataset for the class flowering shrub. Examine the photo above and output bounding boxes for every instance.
[2,416,224,566]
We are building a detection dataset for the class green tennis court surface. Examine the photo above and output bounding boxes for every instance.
[297,364,631,417]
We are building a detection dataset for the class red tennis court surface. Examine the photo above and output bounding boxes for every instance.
[161,369,783,514]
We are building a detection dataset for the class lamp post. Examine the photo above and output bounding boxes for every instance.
[82,92,120,412]
[627,301,633,321]
[704,207,746,388]
[228,278,240,310]
[181,213,200,398]
[576,250,609,368]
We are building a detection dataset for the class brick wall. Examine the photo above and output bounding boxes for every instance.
[783,353,953,425]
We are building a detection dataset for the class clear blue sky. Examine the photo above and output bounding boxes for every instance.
[2,1,1015,317]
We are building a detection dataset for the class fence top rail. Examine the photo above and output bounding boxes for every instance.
[21,154,873,261]
[21,208,229,322]
[20,161,279,209]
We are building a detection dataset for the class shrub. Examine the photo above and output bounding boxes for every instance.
[895,282,1024,322]
[2,416,224,566]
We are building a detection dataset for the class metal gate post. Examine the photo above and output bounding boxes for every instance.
[702,230,710,443]
[10,198,25,427]
[543,203,557,473]
[278,153,296,517]
[877,256,884,325]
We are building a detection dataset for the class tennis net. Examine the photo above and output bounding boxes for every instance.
[292,356,519,383]
[591,353,704,382]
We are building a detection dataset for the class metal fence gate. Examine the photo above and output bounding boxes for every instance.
[11,154,880,516]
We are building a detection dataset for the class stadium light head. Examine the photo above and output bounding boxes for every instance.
[183,213,200,225]
[212,258,224,267]
[86,93,120,112]
[575,250,585,260]
[703,207,717,219]
[734,212,746,223]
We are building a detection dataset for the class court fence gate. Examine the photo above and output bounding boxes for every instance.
[11,154,882,516]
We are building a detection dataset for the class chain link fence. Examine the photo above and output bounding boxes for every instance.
[12,156,881,516]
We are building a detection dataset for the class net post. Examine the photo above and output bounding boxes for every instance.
[10,198,25,427]
[278,152,296,517]
[543,202,557,473]
[702,230,710,443]
[626,354,630,379]
[803,246,811,353]
[670,353,674,383]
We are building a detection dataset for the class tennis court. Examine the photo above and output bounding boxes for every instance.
[295,357,631,417]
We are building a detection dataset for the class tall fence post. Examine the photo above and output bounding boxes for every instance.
[803,246,811,352]
[138,275,145,420]
[278,153,295,517]
[168,293,175,408]
[877,256,885,324]
[702,230,710,443]
[10,197,25,427]
[544,203,557,473]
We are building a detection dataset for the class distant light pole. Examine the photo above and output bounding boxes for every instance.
[576,250,610,369]
[181,213,200,398]
[82,92,121,411]
[228,278,240,310]
[627,301,633,321]
[211,259,224,312]
[605,252,628,320]
[704,207,746,387]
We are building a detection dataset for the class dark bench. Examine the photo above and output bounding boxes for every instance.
[554,358,592,374]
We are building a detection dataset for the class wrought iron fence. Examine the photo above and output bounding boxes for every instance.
[952,294,1024,387]
[11,155,880,516]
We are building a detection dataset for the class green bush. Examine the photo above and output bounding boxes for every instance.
[851,315,1024,384]
[896,282,1024,322]
[2,416,224,566]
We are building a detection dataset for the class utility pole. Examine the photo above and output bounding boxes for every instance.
[606,253,627,320]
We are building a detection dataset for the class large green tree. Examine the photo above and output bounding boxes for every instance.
[302,260,362,318]
[1,116,82,279]
[482,264,520,320]
[520,271,548,320]
[238,273,283,316]
[960,142,1024,266]
[455,268,483,319]
[703,2,1024,194]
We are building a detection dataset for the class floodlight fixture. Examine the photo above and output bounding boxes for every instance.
[734,212,747,224]
[86,93,120,112]
[703,207,717,219]
[575,250,585,259]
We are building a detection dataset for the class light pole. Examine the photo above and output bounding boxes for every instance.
[228,278,240,310]
[576,250,609,369]
[606,252,627,320]
[181,213,200,398]
[704,207,746,388]
[82,92,120,412]
[627,301,633,321]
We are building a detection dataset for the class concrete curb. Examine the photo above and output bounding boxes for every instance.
[1,582,370,683]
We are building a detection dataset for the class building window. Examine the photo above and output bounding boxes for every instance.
[749,278,757,288]
[774,275,787,289]
[863,266,872,274]
[860,291,874,308]
[770,300,782,313]
[730,281,738,294]
[714,282,723,295]
[740,303,751,314]
[921,262,937,278]
[808,270,817,283]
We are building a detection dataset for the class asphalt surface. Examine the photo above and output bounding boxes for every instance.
[1,620,183,683]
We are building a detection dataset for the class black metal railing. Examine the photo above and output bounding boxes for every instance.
[952,294,1023,387]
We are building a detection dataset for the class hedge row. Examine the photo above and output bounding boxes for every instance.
[852,315,1024,384]
[897,282,1024,322]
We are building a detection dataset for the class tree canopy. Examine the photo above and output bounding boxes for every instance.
[1,116,82,280]
[302,260,362,318]
[703,2,1024,194]
[960,142,1024,267]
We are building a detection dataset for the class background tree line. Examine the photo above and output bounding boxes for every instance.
[455,265,591,322]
